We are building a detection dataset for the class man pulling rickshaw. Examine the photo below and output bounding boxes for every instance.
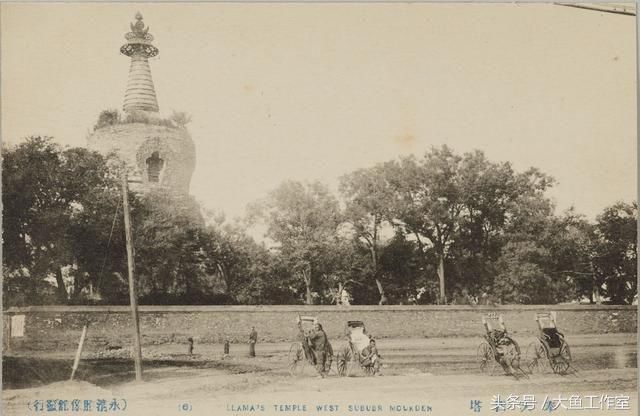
[288,315,333,377]
[477,314,527,379]
[306,322,330,378]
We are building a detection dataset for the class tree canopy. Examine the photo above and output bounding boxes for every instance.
[3,138,636,306]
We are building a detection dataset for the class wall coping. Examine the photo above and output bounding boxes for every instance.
[4,304,637,314]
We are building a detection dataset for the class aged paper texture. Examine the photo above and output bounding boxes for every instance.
[1,2,637,416]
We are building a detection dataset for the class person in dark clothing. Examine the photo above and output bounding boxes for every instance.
[307,323,328,378]
[542,327,562,349]
[187,337,194,355]
[249,327,258,357]
[491,330,523,378]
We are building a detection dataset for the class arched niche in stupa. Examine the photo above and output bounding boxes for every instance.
[146,151,165,183]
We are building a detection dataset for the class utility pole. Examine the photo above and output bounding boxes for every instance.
[70,323,89,381]
[122,165,143,381]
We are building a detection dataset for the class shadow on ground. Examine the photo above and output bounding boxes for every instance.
[2,356,266,390]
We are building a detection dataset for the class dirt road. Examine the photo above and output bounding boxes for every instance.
[3,334,636,416]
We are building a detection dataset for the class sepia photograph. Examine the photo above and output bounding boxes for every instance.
[1,2,637,415]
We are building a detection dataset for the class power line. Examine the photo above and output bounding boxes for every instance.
[555,3,636,16]
[95,199,121,294]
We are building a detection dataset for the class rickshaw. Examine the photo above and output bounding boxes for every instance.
[335,320,380,376]
[477,313,527,378]
[525,312,572,374]
[287,315,333,375]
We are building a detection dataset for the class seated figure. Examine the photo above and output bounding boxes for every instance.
[490,330,520,376]
[542,327,562,349]
[490,329,507,346]
[360,339,380,371]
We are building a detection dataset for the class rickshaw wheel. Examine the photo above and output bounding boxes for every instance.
[525,340,546,373]
[324,347,334,374]
[336,347,352,377]
[477,341,496,374]
[550,342,571,374]
[336,352,347,377]
[363,362,378,376]
[500,341,521,375]
[560,341,572,362]
[287,343,304,376]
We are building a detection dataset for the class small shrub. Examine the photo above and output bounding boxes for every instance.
[93,109,192,131]
[170,111,192,129]
[94,109,121,130]
[123,109,152,125]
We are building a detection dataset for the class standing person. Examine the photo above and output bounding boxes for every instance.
[307,323,328,378]
[340,289,351,306]
[249,327,258,357]
[187,337,194,355]
[223,339,230,357]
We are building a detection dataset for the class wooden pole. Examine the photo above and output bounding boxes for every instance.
[4,315,12,353]
[70,324,88,381]
[122,166,143,381]
[437,255,446,305]
[590,260,601,305]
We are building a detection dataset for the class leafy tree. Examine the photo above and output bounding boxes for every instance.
[493,241,564,304]
[316,235,373,304]
[493,212,595,305]
[378,146,562,304]
[378,231,433,304]
[6,135,632,307]
[203,217,298,305]
[250,181,342,304]
[3,136,287,306]
[541,210,595,303]
[231,250,298,305]
[381,146,469,304]
[447,151,523,297]
[339,166,394,304]
[132,191,220,303]
[486,166,563,304]
[593,202,637,304]
[383,146,498,304]
[2,137,121,304]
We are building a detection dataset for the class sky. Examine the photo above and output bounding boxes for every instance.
[1,3,637,223]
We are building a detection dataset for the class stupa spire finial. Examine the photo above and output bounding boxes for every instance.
[120,12,159,113]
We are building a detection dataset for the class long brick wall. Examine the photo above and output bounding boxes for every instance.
[3,305,637,352]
